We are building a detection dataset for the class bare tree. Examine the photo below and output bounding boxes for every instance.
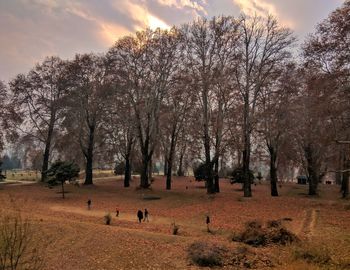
[160,78,193,189]
[108,28,182,188]
[291,68,332,195]
[0,81,10,153]
[303,1,350,197]
[234,14,295,197]
[64,54,112,185]
[9,57,68,181]
[182,16,240,193]
[257,63,298,196]
[102,90,136,187]
[0,209,45,270]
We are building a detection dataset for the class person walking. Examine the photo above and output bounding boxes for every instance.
[137,210,143,223]
[87,199,91,210]
[206,215,210,232]
[144,208,149,222]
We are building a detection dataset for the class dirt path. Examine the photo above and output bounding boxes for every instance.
[50,205,172,224]
[50,205,214,238]
[298,209,318,238]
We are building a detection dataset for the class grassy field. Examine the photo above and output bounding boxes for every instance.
[2,169,41,181]
[2,169,117,182]
[0,176,349,269]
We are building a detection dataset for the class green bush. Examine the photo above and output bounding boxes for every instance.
[46,161,80,186]
[230,167,255,184]
[193,163,208,181]
[0,161,6,181]
[46,161,80,199]
[114,161,125,175]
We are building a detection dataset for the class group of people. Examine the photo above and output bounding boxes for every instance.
[137,209,149,223]
[86,199,211,228]
[87,199,149,223]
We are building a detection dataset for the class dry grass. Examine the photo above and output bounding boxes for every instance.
[0,177,349,269]
[3,170,40,181]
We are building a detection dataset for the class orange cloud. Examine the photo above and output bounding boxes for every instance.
[157,0,207,14]
[232,0,295,28]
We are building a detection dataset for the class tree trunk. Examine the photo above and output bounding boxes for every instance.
[148,158,153,182]
[269,146,278,197]
[163,157,168,176]
[308,174,318,196]
[214,158,220,193]
[41,111,56,182]
[84,125,95,185]
[124,138,133,187]
[166,131,176,190]
[242,97,252,197]
[177,152,184,176]
[140,153,150,188]
[202,82,215,194]
[342,158,349,198]
[336,149,344,185]
[237,149,242,168]
[342,169,349,199]
[166,161,172,190]
[203,131,214,194]
[61,181,65,199]
[304,144,318,196]
[124,155,131,188]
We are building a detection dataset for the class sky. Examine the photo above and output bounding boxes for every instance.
[0,0,345,82]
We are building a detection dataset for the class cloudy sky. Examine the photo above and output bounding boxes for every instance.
[0,0,345,82]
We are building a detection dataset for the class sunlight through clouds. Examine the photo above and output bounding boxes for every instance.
[232,0,295,28]
[0,0,344,82]
[233,0,277,16]
[147,14,171,30]
[99,22,131,45]
[156,0,208,15]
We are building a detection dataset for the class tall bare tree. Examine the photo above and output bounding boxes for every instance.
[0,81,9,153]
[303,1,350,197]
[65,54,112,185]
[160,78,193,190]
[108,28,182,188]
[102,88,136,188]
[257,63,298,196]
[235,14,295,197]
[182,16,240,193]
[9,57,68,181]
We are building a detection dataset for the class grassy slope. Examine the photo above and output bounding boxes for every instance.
[0,177,349,269]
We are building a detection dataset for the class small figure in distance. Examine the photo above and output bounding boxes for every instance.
[87,199,91,210]
[116,207,119,217]
[144,208,149,222]
[206,215,211,232]
[137,210,143,223]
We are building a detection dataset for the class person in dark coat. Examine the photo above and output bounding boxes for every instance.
[87,199,91,210]
[137,210,143,223]
[206,215,210,232]
[144,208,149,222]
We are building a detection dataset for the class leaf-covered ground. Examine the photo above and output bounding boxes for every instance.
[0,176,349,269]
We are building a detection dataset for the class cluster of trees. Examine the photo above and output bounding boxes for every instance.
[0,2,349,197]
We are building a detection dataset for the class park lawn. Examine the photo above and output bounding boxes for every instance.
[0,176,349,269]
[2,169,118,182]
[3,170,40,181]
